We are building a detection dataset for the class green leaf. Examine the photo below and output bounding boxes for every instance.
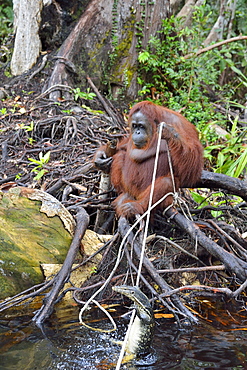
[42,151,51,163]
[138,51,150,63]
[216,151,225,167]
[28,158,40,165]
[230,65,247,82]
[33,169,47,181]
[211,210,222,218]
[226,148,247,178]
[190,191,208,208]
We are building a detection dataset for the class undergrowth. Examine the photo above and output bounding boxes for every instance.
[137,4,247,177]
[0,0,13,67]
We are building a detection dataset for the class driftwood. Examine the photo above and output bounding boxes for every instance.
[33,208,89,324]
[162,278,247,299]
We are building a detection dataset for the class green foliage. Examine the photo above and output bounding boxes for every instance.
[81,105,104,114]
[137,15,222,126]
[28,151,51,181]
[20,121,34,132]
[0,108,7,115]
[190,190,243,218]
[61,109,72,114]
[204,117,247,177]
[190,190,225,218]
[28,137,35,145]
[15,173,22,180]
[235,0,247,35]
[19,121,35,145]
[137,6,247,178]
[0,1,13,42]
[72,88,96,101]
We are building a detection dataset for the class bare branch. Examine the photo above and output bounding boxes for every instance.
[183,35,247,60]
[33,208,89,324]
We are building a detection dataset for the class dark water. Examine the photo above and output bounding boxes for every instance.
[0,302,247,370]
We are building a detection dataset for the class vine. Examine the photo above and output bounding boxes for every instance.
[109,0,119,67]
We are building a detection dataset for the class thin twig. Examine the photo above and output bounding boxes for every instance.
[162,281,247,299]
[86,76,121,123]
[34,84,73,101]
[232,278,247,298]
[0,280,54,313]
[162,284,233,297]
[207,219,247,258]
[157,265,225,274]
[156,235,205,265]
[183,35,247,60]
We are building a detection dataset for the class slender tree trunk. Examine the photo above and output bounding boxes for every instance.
[11,0,43,75]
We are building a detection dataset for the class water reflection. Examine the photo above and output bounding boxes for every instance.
[0,303,247,369]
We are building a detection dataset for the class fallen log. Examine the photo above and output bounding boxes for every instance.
[197,170,247,201]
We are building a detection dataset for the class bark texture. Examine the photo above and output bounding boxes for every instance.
[11,0,43,75]
[46,0,170,100]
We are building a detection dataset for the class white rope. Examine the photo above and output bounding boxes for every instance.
[115,122,166,369]
[79,299,117,333]
[115,310,136,369]
[136,122,165,286]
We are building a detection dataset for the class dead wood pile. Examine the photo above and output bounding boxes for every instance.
[0,76,247,324]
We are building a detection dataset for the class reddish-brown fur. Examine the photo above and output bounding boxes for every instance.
[96,101,204,218]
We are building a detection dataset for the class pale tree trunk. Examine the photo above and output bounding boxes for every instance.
[11,0,45,76]
[176,0,197,18]
[204,0,237,46]
[204,0,227,46]
[227,0,237,39]
[176,0,205,28]
[170,0,184,14]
